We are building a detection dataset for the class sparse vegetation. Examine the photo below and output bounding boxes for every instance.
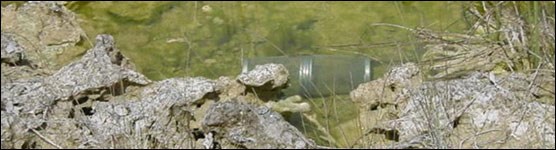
[2,1,553,149]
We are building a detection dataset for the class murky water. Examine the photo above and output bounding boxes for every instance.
[63,1,468,147]
[64,2,468,80]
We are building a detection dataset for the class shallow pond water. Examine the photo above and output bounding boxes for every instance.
[64,1,469,147]
[64,1,468,80]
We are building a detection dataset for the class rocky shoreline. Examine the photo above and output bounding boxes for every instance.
[2,2,554,149]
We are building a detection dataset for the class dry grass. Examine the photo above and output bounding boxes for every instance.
[300,1,555,149]
[71,1,553,149]
[403,1,553,149]
[6,1,552,149]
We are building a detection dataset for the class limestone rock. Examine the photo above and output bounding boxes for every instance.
[237,63,289,89]
[202,100,317,149]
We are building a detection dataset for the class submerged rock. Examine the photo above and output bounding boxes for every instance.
[1,1,86,70]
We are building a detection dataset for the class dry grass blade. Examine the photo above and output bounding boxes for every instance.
[30,128,63,149]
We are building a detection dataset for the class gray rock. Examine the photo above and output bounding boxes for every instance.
[1,33,25,63]
[2,34,151,113]
[1,34,151,148]
[350,63,555,149]
[84,77,218,148]
[1,1,85,70]
[1,2,318,148]
[237,63,289,89]
[202,100,317,149]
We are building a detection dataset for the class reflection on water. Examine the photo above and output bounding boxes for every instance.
[65,1,468,147]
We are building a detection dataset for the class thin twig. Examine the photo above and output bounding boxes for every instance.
[369,23,416,32]
[30,128,63,149]
[324,48,383,64]
[459,129,501,148]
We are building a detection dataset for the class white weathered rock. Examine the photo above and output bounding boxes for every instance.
[237,63,289,89]
[202,100,317,149]
[350,63,555,149]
